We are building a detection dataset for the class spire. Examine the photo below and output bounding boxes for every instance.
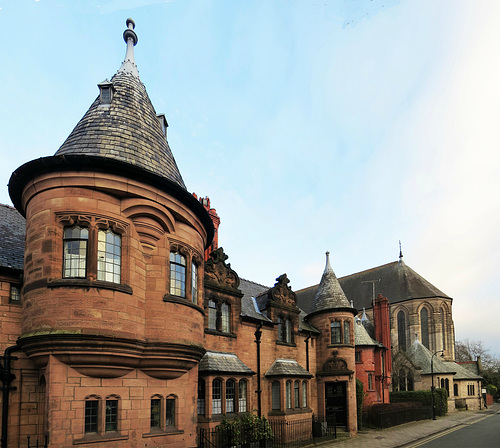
[118,18,139,77]
[308,252,354,316]
[399,240,403,262]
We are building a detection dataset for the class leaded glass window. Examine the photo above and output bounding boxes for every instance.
[221,303,230,333]
[166,398,175,427]
[344,320,351,344]
[421,308,429,349]
[239,381,247,413]
[170,251,186,297]
[151,399,161,428]
[63,226,88,278]
[212,379,222,414]
[272,381,280,410]
[226,380,235,413]
[97,229,121,283]
[105,399,118,432]
[331,321,341,344]
[397,311,407,351]
[85,400,98,434]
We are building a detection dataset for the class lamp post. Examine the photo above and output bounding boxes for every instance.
[431,349,444,420]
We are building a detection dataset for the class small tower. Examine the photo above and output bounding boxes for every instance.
[307,252,358,434]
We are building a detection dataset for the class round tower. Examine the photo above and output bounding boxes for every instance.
[9,19,213,380]
[307,252,358,434]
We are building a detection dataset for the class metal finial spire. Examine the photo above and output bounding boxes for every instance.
[399,240,403,262]
[119,18,139,76]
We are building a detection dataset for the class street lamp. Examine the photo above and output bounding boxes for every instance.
[431,349,445,420]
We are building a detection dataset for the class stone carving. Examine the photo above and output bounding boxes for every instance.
[269,274,297,307]
[204,247,239,289]
[318,351,354,377]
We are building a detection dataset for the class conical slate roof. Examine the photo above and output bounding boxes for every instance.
[55,20,185,189]
[308,252,354,316]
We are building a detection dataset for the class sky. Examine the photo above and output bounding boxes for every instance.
[0,0,498,358]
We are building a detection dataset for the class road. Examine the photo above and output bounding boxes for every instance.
[405,412,500,448]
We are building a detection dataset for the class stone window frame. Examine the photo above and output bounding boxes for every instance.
[367,373,374,391]
[104,394,120,433]
[200,376,250,420]
[355,351,362,363]
[143,394,183,438]
[205,296,234,337]
[418,303,433,350]
[269,379,310,414]
[165,395,177,430]
[165,243,202,305]
[197,380,206,416]
[329,318,353,346]
[276,315,295,346]
[9,284,21,304]
[395,307,409,352]
[75,395,128,445]
[53,213,132,295]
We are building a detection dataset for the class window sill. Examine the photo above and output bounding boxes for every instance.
[327,343,355,349]
[49,279,133,295]
[73,432,128,445]
[205,329,237,338]
[269,408,312,416]
[142,428,184,438]
[276,341,296,347]
[163,294,204,314]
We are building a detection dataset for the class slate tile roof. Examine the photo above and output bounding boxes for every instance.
[199,350,254,375]
[296,260,450,313]
[354,317,383,347]
[0,204,25,271]
[55,70,186,189]
[406,339,458,375]
[265,359,313,378]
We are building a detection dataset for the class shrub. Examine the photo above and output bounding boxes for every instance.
[356,379,364,429]
[217,412,273,445]
[390,389,447,417]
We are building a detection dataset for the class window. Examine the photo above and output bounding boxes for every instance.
[294,381,300,408]
[277,317,293,343]
[63,226,88,278]
[355,351,361,363]
[151,398,161,428]
[441,308,446,350]
[453,383,459,396]
[192,262,198,303]
[10,285,20,303]
[170,251,186,297]
[440,378,450,397]
[277,317,283,342]
[286,381,292,409]
[212,379,222,414]
[344,321,351,344]
[467,384,475,396]
[226,380,235,413]
[166,398,175,427]
[286,319,292,343]
[198,380,205,415]
[85,400,99,434]
[221,303,230,333]
[302,382,307,408]
[105,399,118,432]
[397,310,407,351]
[239,381,247,413]
[394,369,414,392]
[98,229,121,284]
[331,321,341,344]
[420,308,429,349]
[272,381,281,410]
[208,300,217,330]
[368,374,373,390]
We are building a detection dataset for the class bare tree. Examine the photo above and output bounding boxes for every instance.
[455,339,497,369]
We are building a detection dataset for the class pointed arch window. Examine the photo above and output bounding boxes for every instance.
[441,308,446,350]
[212,379,222,414]
[397,310,407,351]
[238,380,248,413]
[226,379,235,413]
[302,382,307,408]
[420,307,429,349]
[286,381,292,409]
[294,381,300,408]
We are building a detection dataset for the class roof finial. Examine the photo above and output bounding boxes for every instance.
[399,240,403,262]
[119,18,139,77]
[324,251,333,273]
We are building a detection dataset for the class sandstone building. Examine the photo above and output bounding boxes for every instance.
[0,19,480,448]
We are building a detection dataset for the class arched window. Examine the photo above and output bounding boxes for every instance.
[212,379,222,414]
[226,379,235,413]
[208,300,217,330]
[238,380,247,413]
[344,320,351,344]
[63,226,89,278]
[368,373,373,390]
[302,382,307,408]
[105,395,119,432]
[85,396,100,434]
[97,229,121,283]
[221,303,230,333]
[271,381,281,410]
[397,311,407,351]
[166,396,176,428]
[286,381,292,409]
[294,381,300,408]
[170,251,186,297]
[197,380,205,415]
[331,321,341,344]
[441,308,446,350]
[420,307,429,349]
[150,395,162,429]
[453,383,459,396]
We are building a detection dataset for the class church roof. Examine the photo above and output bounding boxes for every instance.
[307,252,354,317]
[296,259,450,313]
[0,204,25,272]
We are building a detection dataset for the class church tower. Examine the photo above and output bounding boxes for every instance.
[306,252,358,434]
[9,19,213,447]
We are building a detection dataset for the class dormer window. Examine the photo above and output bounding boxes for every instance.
[98,79,115,105]
[157,114,168,137]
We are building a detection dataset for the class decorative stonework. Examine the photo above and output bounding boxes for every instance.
[56,212,128,234]
[318,351,354,377]
[204,247,239,289]
[269,274,297,308]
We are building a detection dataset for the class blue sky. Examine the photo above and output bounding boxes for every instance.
[0,0,498,357]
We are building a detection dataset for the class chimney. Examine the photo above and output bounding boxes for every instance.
[373,294,392,372]
[196,195,220,261]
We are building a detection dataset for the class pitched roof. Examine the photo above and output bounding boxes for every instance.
[296,260,450,312]
[199,351,254,375]
[307,252,354,316]
[354,317,383,347]
[405,339,457,375]
[265,359,313,378]
[0,204,25,272]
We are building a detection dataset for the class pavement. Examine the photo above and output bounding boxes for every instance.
[318,402,500,448]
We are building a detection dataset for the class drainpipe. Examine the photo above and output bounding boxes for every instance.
[305,334,311,372]
[254,323,263,417]
[1,345,20,448]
